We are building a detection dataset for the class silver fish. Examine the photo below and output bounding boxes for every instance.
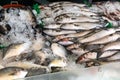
[88,33,120,45]
[43,30,76,36]
[71,48,88,56]
[106,52,120,61]
[58,40,74,46]
[61,23,103,30]
[76,52,97,63]
[55,15,100,23]
[102,41,120,52]
[0,67,28,80]
[44,23,62,29]
[99,51,118,58]
[5,61,49,71]
[80,28,120,43]
[51,43,67,59]
[3,42,31,60]
[67,44,81,50]
[53,30,91,42]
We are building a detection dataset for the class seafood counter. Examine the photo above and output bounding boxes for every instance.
[0,1,120,80]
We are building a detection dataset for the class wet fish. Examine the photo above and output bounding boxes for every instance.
[5,61,49,70]
[76,52,97,63]
[80,28,120,43]
[67,44,81,50]
[53,30,91,42]
[43,30,76,36]
[99,51,118,58]
[48,59,67,68]
[3,42,31,60]
[44,23,62,29]
[55,16,100,23]
[71,48,88,56]
[0,67,28,80]
[51,43,67,59]
[88,33,120,45]
[102,41,120,52]
[61,23,103,30]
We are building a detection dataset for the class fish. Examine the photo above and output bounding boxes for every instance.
[58,40,74,46]
[0,67,28,80]
[43,30,76,36]
[53,30,91,42]
[106,52,120,61]
[66,44,81,50]
[44,23,62,29]
[71,48,88,56]
[51,43,67,59]
[102,41,120,52]
[55,15,100,23]
[48,59,67,68]
[5,61,49,71]
[3,42,31,60]
[61,22,103,30]
[80,28,120,43]
[88,33,120,45]
[76,52,97,63]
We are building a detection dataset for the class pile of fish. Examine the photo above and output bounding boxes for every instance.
[0,1,120,80]
[41,1,120,68]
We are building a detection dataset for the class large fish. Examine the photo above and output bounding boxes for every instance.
[88,33,120,45]
[3,42,31,60]
[0,67,28,80]
[102,41,120,52]
[43,30,76,36]
[53,30,91,42]
[55,15,100,23]
[80,28,120,43]
[51,43,67,59]
[61,23,103,30]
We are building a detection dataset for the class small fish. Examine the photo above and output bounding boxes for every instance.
[5,61,49,70]
[44,23,62,29]
[71,48,88,56]
[67,44,81,50]
[3,42,31,60]
[55,16,100,23]
[102,41,120,52]
[48,59,67,68]
[58,40,74,46]
[53,30,91,42]
[88,33,120,45]
[106,52,120,61]
[0,67,28,80]
[76,52,97,63]
[61,23,103,30]
[43,30,76,36]
[51,43,67,59]
[80,28,120,43]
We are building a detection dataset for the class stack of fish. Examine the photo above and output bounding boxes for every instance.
[40,1,120,67]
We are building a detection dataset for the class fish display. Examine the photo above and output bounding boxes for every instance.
[0,1,120,80]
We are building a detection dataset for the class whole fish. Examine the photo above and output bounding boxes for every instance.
[88,33,120,45]
[102,41,120,52]
[55,15,100,23]
[44,23,62,29]
[80,28,120,43]
[61,23,103,30]
[67,44,81,50]
[0,67,28,80]
[99,51,118,58]
[71,48,88,56]
[3,42,31,60]
[5,61,49,71]
[48,59,67,68]
[51,43,67,59]
[43,30,76,36]
[76,52,97,63]
[53,30,91,42]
